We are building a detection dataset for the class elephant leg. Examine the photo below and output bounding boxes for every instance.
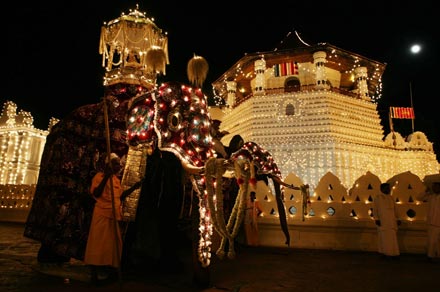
[216,238,227,259]
[191,193,210,288]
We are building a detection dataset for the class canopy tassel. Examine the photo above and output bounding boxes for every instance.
[187,54,209,88]
[146,46,167,75]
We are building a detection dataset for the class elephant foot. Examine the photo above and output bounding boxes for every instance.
[192,269,211,289]
[159,256,184,274]
[192,254,211,289]
[216,249,226,260]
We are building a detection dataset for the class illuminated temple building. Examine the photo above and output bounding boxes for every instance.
[208,33,440,252]
[211,33,439,188]
[0,101,58,221]
[0,101,58,185]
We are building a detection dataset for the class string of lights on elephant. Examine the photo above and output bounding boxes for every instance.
[126,81,215,267]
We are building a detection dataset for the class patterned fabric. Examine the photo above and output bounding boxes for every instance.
[127,81,214,168]
[23,99,130,260]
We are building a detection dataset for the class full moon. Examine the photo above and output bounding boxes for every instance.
[410,44,421,54]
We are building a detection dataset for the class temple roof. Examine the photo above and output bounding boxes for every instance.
[212,31,386,102]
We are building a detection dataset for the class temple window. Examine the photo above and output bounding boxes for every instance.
[285,104,295,116]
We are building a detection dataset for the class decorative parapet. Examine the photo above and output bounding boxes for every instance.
[0,184,35,223]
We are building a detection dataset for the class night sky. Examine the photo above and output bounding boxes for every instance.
[5,1,439,160]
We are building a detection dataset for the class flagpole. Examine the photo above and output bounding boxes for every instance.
[409,82,415,133]
[389,108,394,131]
[389,108,396,147]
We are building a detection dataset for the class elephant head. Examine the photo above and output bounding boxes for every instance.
[232,142,292,248]
[125,81,213,165]
[205,141,293,260]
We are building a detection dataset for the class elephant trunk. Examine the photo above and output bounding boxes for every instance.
[272,179,290,247]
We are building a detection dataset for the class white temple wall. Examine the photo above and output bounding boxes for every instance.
[271,144,439,189]
[257,221,427,253]
[252,170,431,254]
[325,67,342,88]
[298,62,318,86]
[219,92,439,188]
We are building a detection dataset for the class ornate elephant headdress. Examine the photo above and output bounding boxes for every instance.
[126,81,215,167]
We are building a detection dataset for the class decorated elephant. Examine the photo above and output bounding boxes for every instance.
[120,81,299,276]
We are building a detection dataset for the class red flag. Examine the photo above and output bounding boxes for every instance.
[286,61,298,75]
[274,61,299,77]
[281,63,287,76]
[293,61,299,75]
[390,107,415,119]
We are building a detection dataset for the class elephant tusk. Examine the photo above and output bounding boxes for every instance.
[181,161,204,175]
[223,170,235,178]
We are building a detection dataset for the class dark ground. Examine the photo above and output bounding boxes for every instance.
[0,221,438,292]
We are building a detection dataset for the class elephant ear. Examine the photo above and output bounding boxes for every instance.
[231,141,282,178]
[126,91,157,145]
[154,81,214,167]
[146,46,167,75]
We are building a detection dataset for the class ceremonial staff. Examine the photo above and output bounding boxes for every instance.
[102,96,123,287]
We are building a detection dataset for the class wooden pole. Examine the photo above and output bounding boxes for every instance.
[409,82,415,133]
[102,97,123,287]
[389,109,396,147]
[388,108,394,133]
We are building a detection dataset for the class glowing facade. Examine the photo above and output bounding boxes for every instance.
[211,42,439,189]
[0,101,58,185]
